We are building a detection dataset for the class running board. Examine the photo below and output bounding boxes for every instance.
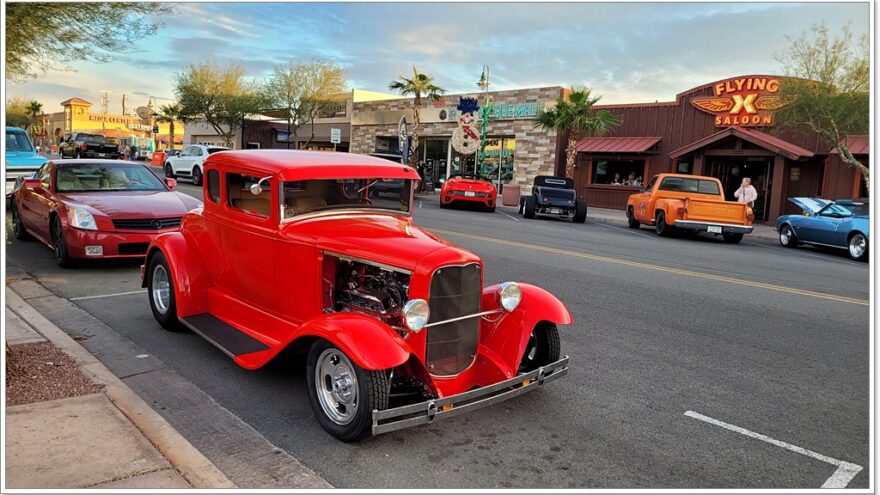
[180,313,270,358]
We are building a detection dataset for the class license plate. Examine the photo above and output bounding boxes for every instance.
[708,225,723,234]
[98,153,106,158]
[464,191,476,197]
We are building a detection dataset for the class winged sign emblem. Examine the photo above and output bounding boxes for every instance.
[691,95,796,115]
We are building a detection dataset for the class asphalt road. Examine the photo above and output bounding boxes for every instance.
[5,178,870,488]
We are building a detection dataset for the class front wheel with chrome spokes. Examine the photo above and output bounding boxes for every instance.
[518,322,561,374]
[306,340,389,442]
[848,232,868,261]
[147,251,183,331]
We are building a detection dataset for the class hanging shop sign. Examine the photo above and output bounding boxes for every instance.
[690,77,793,127]
[485,101,543,119]
[451,97,481,155]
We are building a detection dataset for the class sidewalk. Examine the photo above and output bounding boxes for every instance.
[5,291,236,489]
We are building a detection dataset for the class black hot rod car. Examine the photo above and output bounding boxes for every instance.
[519,175,586,223]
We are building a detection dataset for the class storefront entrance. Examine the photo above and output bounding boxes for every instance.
[707,157,772,221]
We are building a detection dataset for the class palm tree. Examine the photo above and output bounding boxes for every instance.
[26,100,43,138]
[534,87,621,179]
[157,103,182,152]
[389,66,446,167]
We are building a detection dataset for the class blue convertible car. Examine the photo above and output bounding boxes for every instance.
[775,197,869,261]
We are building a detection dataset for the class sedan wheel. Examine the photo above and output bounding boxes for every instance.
[11,204,32,241]
[165,164,174,178]
[848,233,868,261]
[191,166,202,186]
[52,217,72,268]
[779,224,798,248]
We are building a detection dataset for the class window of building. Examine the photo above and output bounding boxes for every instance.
[226,172,272,217]
[591,159,645,185]
[206,170,220,203]
[375,136,400,153]
[479,137,515,187]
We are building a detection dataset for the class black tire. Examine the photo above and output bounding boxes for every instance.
[486,204,496,213]
[722,233,744,244]
[626,206,641,228]
[523,196,536,219]
[147,251,184,331]
[778,224,798,248]
[11,203,32,241]
[847,232,869,261]
[165,164,174,178]
[439,200,449,209]
[518,197,526,215]
[655,211,672,237]
[306,340,389,442]
[191,166,202,186]
[572,199,587,223]
[518,322,561,373]
[51,216,73,268]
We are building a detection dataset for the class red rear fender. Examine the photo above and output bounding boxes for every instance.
[143,232,210,317]
[290,312,410,371]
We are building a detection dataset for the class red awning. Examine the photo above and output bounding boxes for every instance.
[833,135,869,155]
[669,127,814,160]
[576,136,662,153]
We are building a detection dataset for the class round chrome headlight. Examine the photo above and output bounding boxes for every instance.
[496,282,522,311]
[402,299,430,332]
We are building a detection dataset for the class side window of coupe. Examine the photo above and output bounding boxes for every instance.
[39,164,51,189]
[226,172,271,217]
[206,170,220,203]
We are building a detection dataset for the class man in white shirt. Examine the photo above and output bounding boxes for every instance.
[734,177,758,207]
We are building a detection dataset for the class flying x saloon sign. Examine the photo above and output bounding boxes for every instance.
[691,77,793,127]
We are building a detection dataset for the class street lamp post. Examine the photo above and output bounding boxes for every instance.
[477,65,497,189]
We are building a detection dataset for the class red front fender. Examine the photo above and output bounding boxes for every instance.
[479,283,572,376]
[143,232,211,317]
[289,312,411,371]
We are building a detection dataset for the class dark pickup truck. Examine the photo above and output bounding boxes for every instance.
[59,132,120,160]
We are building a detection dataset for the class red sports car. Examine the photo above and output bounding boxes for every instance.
[10,159,202,267]
[440,174,498,211]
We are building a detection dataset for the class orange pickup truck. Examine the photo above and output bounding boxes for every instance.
[626,173,754,243]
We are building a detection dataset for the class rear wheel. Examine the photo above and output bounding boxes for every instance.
[722,233,744,244]
[523,196,536,219]
[655,211,672,237]
[11,203,32,241]
[627,207,640,228]
[518,197,526,215]
[572,199,587,223]
[147,252,183,331]
[306,340,389,442]
[778,224,798,247]
[848,232,868,261]
[191,166,203,186]
[518,322,561,373]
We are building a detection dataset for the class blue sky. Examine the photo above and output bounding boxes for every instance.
[7,2,869,115]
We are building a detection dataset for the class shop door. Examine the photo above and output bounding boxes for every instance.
[422,139,449,186]
[707,158,771,221]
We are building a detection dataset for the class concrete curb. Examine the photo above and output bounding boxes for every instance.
[6,289,237,489]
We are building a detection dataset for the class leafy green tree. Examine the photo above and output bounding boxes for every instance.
[774,23,869,191]
[534,87,620,179]
[26,100,44,138]
[5,97,31,128]
[264,61,347,149]
[156,103,182,151]
[6,3,172,81]
[175,62,267,148]
[389,67,446,166]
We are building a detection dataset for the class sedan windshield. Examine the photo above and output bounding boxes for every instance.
[56,163,166,192]
[6,131,34,152]
[282,178,412,221]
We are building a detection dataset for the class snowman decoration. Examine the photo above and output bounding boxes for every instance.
[451,97,481,155]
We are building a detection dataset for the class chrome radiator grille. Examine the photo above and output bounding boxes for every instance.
[426,263,482,376]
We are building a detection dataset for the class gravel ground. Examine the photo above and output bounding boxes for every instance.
[6,342,103,406]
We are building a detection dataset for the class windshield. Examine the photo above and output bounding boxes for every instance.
[56,163,166,192]
[282,178,412,221]
[825,202,869,217]
[6,131,34,152]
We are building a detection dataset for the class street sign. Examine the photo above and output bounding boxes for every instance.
[330,128,341,144]
[152,125,159,134]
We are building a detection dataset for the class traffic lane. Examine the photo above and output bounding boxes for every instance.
[67,240,867,488]
[411,203,869,301]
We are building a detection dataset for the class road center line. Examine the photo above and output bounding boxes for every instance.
[496,209,520,222]
[69,289,147,301]
[429,228,868,306]
[684,411,862,488]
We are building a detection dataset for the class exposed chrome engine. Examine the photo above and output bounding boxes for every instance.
[323,254,410,331]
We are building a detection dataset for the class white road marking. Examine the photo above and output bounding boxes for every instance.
[69,289,147,301]
[684,410,862,488]
[595,221,655,239]
[496,209,520,222]
[419,201,423,208]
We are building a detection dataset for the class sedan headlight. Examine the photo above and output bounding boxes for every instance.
[402,299,430,332]
[496,282,522,311]
[67,206,98,230]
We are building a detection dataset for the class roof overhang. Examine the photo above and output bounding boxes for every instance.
[576,136,662,154]
[668,127,814,161]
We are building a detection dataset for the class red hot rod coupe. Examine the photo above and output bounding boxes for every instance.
[142,150,570,441]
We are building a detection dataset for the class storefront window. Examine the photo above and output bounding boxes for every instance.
[479,137,515,187]
[592,159,645,186]
[422,139,448,185]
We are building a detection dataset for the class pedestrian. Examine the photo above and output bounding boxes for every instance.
[734,177,758,208]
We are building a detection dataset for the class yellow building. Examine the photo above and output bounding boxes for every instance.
[46,97,185,151]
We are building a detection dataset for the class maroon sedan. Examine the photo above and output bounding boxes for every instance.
[10,159,202,267]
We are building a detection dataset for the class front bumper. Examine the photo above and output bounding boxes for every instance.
[443,191,495,206]
[64,228,168,259]
[674,220,753,234]
[372,355,569,435]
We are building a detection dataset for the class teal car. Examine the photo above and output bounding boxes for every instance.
[775,197,870,261]
[5,127,48,196]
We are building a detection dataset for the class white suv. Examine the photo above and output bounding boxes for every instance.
[165,144,229,186]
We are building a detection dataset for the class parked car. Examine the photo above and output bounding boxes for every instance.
[5,126,48,197]
[141,150,571,441]
[59,132,120,160]
[775,197,869,261]
[10,159,201,267]
[626,173,754,243]
[440,174,498,212]
[519,175,586,223]
[164,144,229,186]
[367,153,405,198]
